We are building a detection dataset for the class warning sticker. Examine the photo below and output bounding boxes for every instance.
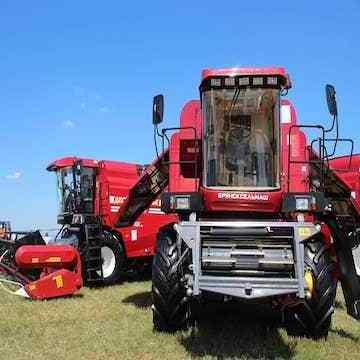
[298,227,311,238]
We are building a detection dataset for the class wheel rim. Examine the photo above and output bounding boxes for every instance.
[97,246,116,278]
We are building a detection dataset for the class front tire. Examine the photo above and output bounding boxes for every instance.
[152,224,192,332]
[98,230,125,285]
[284,236,337,339]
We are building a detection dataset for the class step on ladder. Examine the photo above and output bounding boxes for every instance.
[83,223,104,286]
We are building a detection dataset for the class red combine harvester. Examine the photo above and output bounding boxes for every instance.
[46,157,175,286]
[0,231,82,299]
[117,67,360,339]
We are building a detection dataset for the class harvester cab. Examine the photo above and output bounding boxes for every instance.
[47,157,104,286]
[117,67,360,339]
[47,157,97,225]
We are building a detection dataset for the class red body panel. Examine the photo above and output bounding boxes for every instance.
[203,188,283,213]
[280,99,309,193]
[95,160,175,257]
[169,100,202,192]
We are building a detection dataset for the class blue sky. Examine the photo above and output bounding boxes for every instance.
[1,1,359,230]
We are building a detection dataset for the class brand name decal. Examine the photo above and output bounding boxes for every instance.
[109,195,127,205]
[217,193,269,201]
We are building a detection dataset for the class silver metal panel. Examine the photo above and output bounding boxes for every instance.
[173,223,195,249]
[199,275,299,299]
[293,226,305,298]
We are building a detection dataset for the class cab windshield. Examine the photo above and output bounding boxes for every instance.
[56,166,96,214]
[203,87,280,189]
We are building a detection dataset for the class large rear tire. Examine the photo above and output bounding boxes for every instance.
[284,236,337,339]
[152,224,192,332]
[98,230,125,286]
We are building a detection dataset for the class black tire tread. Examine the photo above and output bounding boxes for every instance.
[152,224,191,332]
[285,236,336,339]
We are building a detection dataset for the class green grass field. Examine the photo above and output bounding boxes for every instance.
[1,274,359,360]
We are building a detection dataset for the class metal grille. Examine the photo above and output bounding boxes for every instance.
[200,226,295,277]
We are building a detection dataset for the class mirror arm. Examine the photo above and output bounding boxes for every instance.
[161,128,171,149]
[324,114,336,133]
[153,124,166,159]
[156,124,163,138]
[325,114,340,158]
[154,125,160,159]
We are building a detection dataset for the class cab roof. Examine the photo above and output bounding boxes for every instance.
[46,156,142,172]
[201,66,291,88]
[46,157,99,171]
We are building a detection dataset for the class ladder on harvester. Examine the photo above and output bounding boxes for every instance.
[82,223,103,286]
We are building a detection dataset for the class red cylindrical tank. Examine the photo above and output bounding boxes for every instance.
[15,245,78,269]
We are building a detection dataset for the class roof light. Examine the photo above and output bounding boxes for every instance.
[296,197,310,211]
[295,196,316,211]
[252,77,263,86]
[267,76,278,85]
[211,78,222,87]
[175,196,190,210]
[170,195,191,210]
[238,77,250,86]
[224,77,235,86]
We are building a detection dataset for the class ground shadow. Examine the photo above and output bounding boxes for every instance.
[90,270,151,288]
[71,293,84,299]
[122,291,152,308]
[335,299,345,310]
[179,301,297,359]
[330,328,359,342]
[119,270,152,283]
[122,291,298,358]
[42,293,84,301]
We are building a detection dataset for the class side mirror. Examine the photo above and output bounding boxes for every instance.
[153,94,164,125]
[325,84,338,116]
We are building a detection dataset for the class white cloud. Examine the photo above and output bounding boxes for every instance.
[62,120,75,129]
[99,106,110,113]
[5,171,22,180]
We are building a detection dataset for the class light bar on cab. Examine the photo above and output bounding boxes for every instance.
[224,77,235,86]
[201,75,286,91]
[252,77,263,86]
[267,76,278,85]
[238,77,250,86]
[210,78,222,87]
